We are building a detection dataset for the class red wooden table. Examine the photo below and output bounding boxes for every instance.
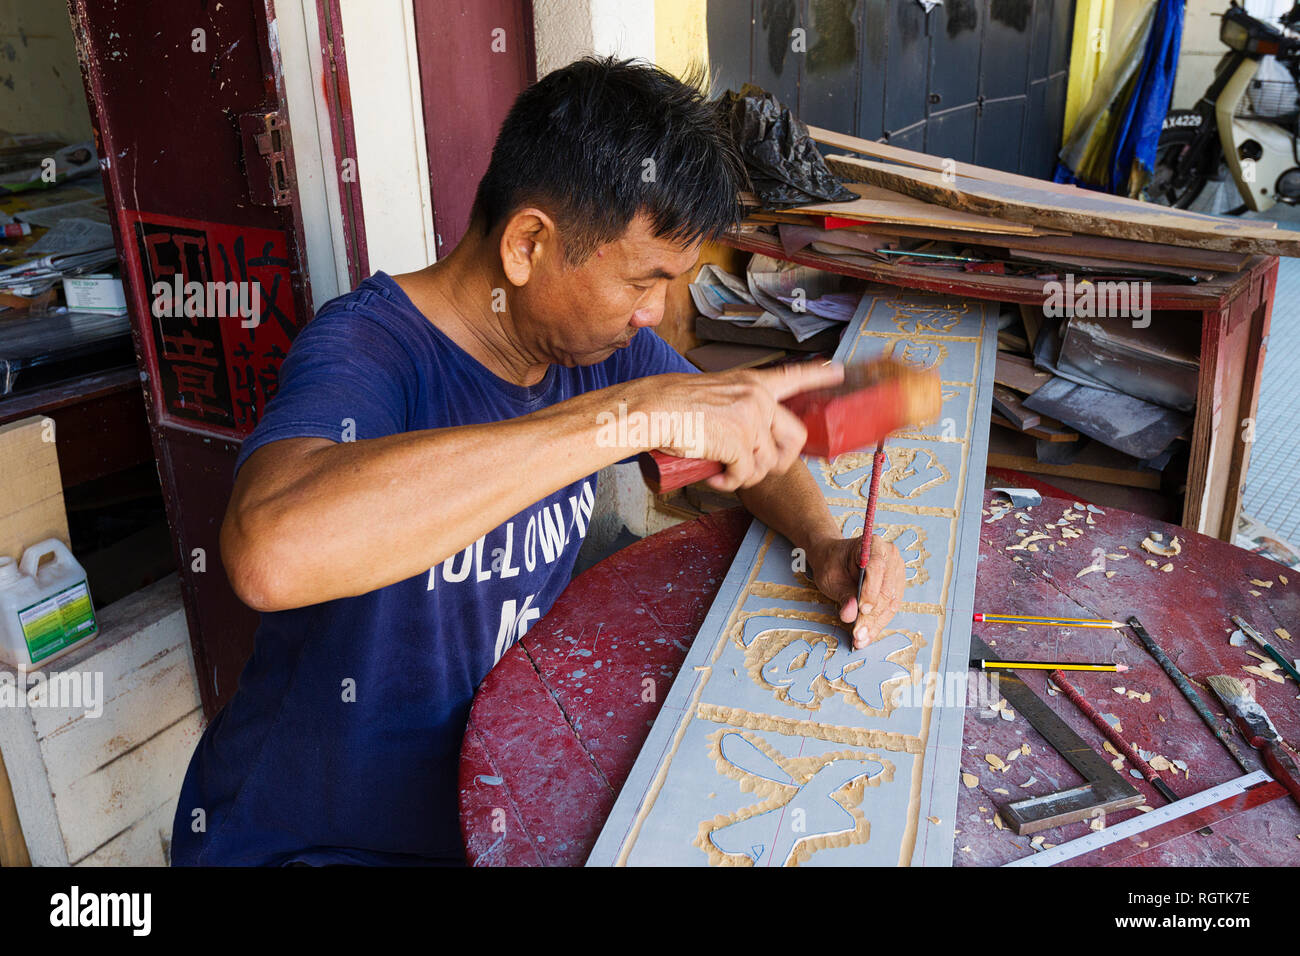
[459,492,1300,866]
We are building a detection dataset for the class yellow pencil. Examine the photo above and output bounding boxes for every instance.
[974,613,1124,629]
[972,659,1129,673]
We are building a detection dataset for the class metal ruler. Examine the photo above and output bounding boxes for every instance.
[970,635,1144,834]
[1004,770,1283,867]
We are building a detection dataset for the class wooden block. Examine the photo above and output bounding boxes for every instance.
[695,314,842,353]
[990,412,1079,443]
[992,385,1041,430]
[994,354,1051,396]
[0,416,69,563]
[685,342,786,372]
[1019,304,1043,351]
[997,331,1029,354]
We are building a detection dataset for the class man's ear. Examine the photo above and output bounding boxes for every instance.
[499,208,557,287]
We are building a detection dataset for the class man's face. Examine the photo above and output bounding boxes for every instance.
[515,213,701,367]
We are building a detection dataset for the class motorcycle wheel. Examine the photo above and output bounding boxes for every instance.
[1145,112,1213,208]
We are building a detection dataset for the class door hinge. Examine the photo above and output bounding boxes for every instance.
[239,110,294,207]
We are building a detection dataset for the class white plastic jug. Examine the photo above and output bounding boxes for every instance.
[0,538,99,669]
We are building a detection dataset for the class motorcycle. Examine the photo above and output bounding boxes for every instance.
[1147,1,1300,213]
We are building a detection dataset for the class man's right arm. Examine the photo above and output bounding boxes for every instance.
[221,361,844,612]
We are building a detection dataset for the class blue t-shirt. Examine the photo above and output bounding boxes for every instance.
[171,271,694,866]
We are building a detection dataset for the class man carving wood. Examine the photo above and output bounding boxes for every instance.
[171,56,905,866]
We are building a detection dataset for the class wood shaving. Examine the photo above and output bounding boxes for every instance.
[1111,756,1124,771]
[1126,690,1152,703]
[1106,571,1118,578]
[1145,559,1158,567]
[927,815,941,824]
[1280,574,1289,585]
[1161,563,1174,572]
[1077,557,1107,577]
[1149,755,1173,772]
[1107,553,1127,560]
[985,754,1007,771]
[1101,713,1123,733]
[1086,514,1096,525]
[1021,744,1030,756]
[1276,628,1291,642]
[1250,579,1273,588]
[1000,708,1016,722]
[960,845,972,853]
[1021,776,1037,787]
[1112,686,1126,694]
[1103,741,1121,757]
[1243,664,1286,684]
[962,772,979,788]
[1250,590,1261,597]
[1137,806,1154,813]
[1006,749,1019,762]
[1246,650,1272,663]
[993,788,1009,796]
[1030,835,1045,849]
[1141,535,1181,557]
[1008,533,1051,551]
[993,814,1006,831]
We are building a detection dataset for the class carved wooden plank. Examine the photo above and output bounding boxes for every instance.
[588,291,998,866]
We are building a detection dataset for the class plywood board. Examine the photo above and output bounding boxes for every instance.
[825,155,1300,258]
[788,183,1040,236]
[588,292,998,866]
[0,416,69,563]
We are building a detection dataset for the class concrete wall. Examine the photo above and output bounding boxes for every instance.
[1172,0,1292,108]
[0,0,94,143]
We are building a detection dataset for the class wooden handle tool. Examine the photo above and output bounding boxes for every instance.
[638,356,941,493]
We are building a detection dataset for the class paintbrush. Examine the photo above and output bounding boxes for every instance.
[1206,675,1300,808]
[638,356,942,493]
[1231,614,1300,685]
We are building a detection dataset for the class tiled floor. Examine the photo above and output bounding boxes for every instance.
[1240,204,1300,544]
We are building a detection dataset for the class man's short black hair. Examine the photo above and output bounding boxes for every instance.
[473,56,746,264]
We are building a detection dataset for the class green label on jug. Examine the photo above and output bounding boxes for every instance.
[17,581,97,664]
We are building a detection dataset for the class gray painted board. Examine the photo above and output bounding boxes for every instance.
[587,291,998,866]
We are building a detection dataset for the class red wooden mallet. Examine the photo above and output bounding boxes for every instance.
[638,357,941,494]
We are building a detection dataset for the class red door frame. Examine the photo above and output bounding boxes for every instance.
[69,0,317,715]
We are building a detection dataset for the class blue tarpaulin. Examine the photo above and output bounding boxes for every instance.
[1108,0,1186,193]
[1055,0,1186,195]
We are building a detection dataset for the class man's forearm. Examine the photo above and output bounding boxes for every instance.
[225,380,657,610]
[736,460,842,558]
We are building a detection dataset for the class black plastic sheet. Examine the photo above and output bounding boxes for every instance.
[717,84,856,209]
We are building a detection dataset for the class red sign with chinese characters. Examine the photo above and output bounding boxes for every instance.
[122,210,302,438]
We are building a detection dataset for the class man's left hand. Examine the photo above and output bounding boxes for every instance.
[808,534,906,649]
